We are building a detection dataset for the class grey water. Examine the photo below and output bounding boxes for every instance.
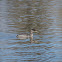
[0,0,62,62]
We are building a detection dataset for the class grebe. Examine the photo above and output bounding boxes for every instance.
[16,29,37,39]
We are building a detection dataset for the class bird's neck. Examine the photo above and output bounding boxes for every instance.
[30,30,33,37]
[30,30,33,42]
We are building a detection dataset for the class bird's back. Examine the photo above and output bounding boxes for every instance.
[16,33,29,39]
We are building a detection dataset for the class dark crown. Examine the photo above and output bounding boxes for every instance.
[31,29,36,31]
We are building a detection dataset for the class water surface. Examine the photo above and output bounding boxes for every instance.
[0,0,62,62]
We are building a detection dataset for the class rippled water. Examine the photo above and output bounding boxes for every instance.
[0,0,62,62]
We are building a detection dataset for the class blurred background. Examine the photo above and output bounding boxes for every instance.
[0,0,62,62]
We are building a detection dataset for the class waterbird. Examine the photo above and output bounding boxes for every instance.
[16,29,37,40]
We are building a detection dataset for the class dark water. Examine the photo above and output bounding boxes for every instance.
[0,0,62,62]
